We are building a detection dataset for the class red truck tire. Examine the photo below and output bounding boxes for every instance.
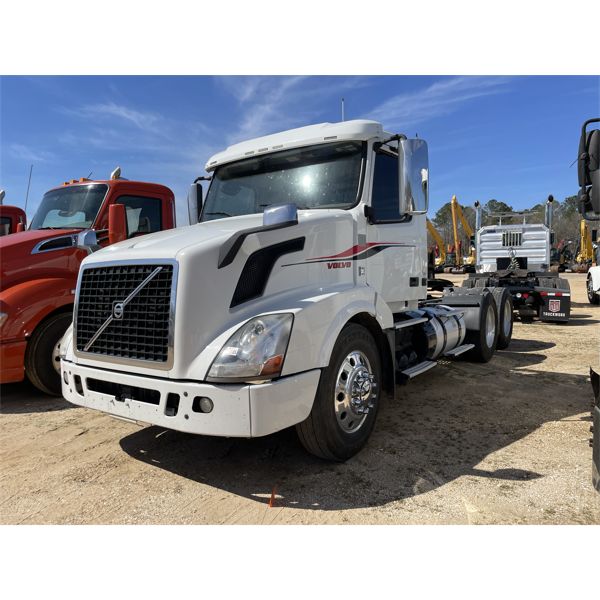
[24,312,72,396]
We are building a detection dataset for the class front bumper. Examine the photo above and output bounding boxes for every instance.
[61,360,320,438]
[0,339,27,384]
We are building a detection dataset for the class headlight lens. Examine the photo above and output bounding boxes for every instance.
[59,324,73,360]
[207,314,293,381]
[0,312,7,328]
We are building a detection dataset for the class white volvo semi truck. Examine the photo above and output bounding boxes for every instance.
[60,120,511,460]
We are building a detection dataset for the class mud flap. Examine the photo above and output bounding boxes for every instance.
[538,293,570,322]
[591,368,599,492]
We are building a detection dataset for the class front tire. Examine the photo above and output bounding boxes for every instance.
[296,324,382,461]
[24,312,72,396]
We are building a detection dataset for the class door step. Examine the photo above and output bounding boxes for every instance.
[444,343,474,357]
[394,317,428,329]
[398,360,437,382]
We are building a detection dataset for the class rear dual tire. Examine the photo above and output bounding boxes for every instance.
[463,291,498,363]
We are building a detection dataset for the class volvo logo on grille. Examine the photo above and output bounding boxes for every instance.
[113,302,125,319]
[82,266,163,352]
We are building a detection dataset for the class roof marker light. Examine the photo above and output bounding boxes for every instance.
[110,166,122,180]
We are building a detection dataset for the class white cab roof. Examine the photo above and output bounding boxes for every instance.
[205,119,387,171]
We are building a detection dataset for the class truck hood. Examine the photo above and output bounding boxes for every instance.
[0,227,81,251]
[0,228,85,291]
[90,214,265,262]
[75,210,357,380]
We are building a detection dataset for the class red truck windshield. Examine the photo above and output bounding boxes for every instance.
[202,141,365,221]
[29,184,108,230]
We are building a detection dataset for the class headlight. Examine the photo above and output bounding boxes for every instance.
[207,314,293,381]
[0,312,7,328]
[59,324,73,360]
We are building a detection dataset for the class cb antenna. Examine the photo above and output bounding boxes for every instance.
[341,97,345,122]
[24,164,33,213]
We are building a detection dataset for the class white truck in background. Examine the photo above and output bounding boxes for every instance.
[60,120,512,461]
[463,196,571,323]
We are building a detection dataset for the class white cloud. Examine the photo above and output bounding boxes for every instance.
[365,76,512,130]
[8,144,54,163]
[65,101,162,132]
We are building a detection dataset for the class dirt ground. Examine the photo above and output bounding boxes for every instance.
[1,273,599,524]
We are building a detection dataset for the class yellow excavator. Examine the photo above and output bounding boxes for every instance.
[572,218,595,272]
[449,195,476,272]
[426,218,446,271]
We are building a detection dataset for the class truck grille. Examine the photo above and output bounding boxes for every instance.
[76,263,174,363]
[502,231,522,247]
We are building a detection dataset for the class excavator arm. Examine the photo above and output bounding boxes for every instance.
[426,218,446,266]
[450,195,475,267]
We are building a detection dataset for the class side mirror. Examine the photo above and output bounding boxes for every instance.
[592,229,598,243]
[187,183,203,225]
[16,222,25,233]
[263,203,298,227]
[76,230,100,255]
[108,203,128,245]
[550,232,555,245]
[399,138,429,215]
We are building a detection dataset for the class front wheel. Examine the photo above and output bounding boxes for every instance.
[24,312,72,396]
[296,324,382,461]
[588,275,600,305]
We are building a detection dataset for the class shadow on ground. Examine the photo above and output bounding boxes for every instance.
[120,360,588,510]
[0,381,73,415]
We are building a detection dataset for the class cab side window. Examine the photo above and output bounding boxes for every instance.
[115,196,162,237]
[371,152,408,223]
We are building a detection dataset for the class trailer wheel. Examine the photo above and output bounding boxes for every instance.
[463,292,498,363]
[490,288,513,350]
[461,278,475,289]
[24,312,72,396]
[474,277,489,288]
[296,324,381,461]
[588,274,600,305]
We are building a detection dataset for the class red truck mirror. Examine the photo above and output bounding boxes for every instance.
[16,221,25,233]
[109,203,128,245]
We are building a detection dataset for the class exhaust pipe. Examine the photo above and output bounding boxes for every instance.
[474,200,482,230]
[545,194,554,229]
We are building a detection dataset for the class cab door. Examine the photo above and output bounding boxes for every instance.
[365,150,425,311]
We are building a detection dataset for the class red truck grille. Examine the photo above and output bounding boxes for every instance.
[75,263,174,364]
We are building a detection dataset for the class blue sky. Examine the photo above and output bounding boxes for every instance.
[1,75,598,225]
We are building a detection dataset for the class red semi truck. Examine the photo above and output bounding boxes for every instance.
[0,170,176,395]
[0,191,27,235]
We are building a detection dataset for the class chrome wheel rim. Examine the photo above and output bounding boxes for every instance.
[503,298,512,337]
[334,350,376,434]
[52,339,62,374]
[485,305,496,348]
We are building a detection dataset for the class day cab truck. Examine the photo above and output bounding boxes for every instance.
[462,196,571,323]
[60,120,513,461]
[0,170,176,395]
[0,191,27,236]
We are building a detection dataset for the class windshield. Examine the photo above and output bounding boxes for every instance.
[201,141,364,221]
[29,184,108,230]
